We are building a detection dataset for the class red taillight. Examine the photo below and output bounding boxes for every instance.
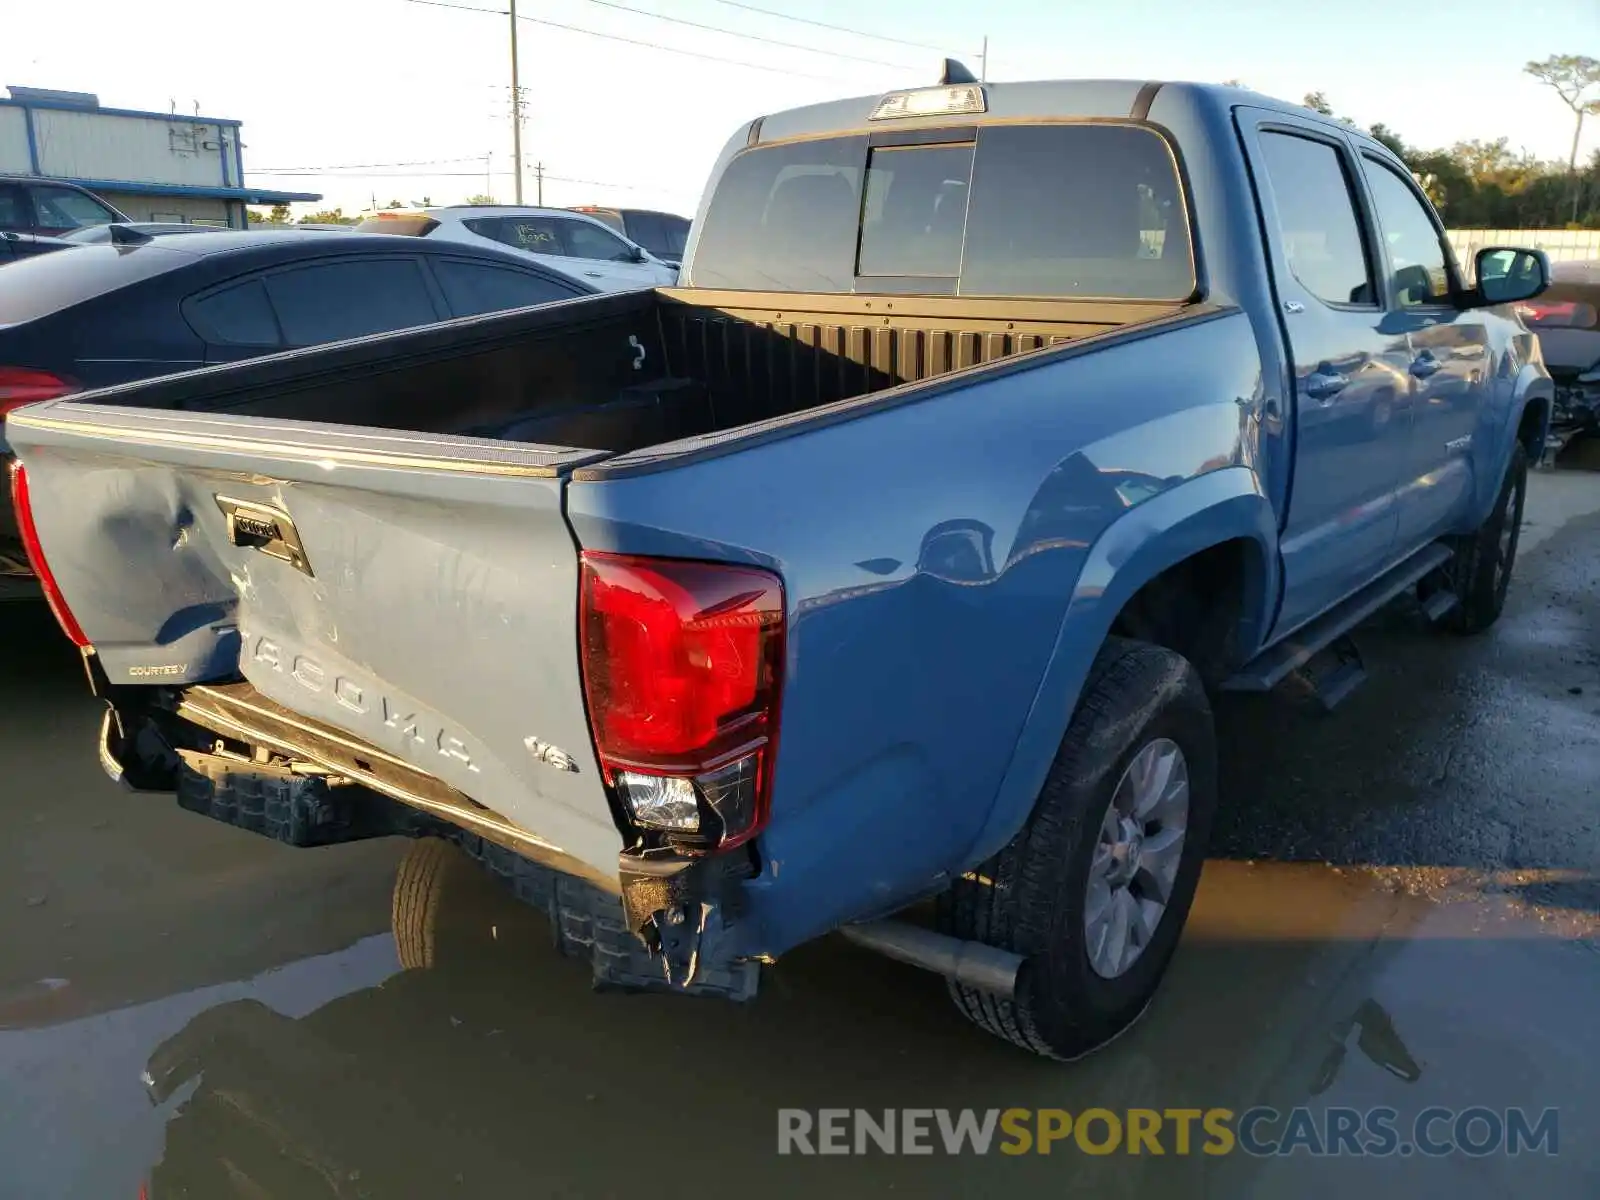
[580,553,784,848]
[0,366,75,418]
[9,462,90,647]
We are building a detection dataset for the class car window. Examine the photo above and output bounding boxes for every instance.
[262,258,439,346]
[624,213,668,256]
[559,218,636,263]
[186,279,281,346]
[0,185,27,229]
[432,258,581,316]
[690,124,1194,299]
[1256,132,1375,307]
[1361,157,1452,307]
[858,142,974,278]
[474,216,564,255]
[658,215,690,257]
[31,185,119,231]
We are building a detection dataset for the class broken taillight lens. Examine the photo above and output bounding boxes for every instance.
[9,461,90,647]
[579,553,784,849]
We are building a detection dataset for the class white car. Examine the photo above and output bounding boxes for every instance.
[355,205,678,292]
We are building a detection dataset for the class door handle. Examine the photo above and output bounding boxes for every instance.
[1305,370,1349,402]
[1409,352,1441,379]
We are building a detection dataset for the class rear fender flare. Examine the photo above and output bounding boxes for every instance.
[961,466,1278,869]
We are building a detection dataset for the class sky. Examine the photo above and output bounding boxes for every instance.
[4,0,1598,219]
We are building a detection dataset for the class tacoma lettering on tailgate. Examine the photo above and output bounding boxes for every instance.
[245,633,480,773]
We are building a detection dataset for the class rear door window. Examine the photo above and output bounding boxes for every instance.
[470,216,565,255]
[432,258,584,316]
[262,257,441,346]
[1254,133,1375,307]
[691,124,1193,299]
[185,278,282,346]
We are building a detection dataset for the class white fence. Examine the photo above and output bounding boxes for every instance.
[1448,229,1600,265]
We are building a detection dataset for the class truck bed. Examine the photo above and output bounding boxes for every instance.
[50,287,1187,456]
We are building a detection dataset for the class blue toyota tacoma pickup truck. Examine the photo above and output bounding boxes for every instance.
[6,69,1553,1060]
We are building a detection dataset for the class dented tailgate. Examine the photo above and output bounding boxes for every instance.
[8,401,627,879]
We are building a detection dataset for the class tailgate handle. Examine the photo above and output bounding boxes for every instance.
[215,496,314,577]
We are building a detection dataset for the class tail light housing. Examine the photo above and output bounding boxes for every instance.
[9,462,90,647]
[0,366,76,418]
[580,553,784,851]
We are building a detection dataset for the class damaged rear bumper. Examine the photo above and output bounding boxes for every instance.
[91,664,1022,1004]
[90,663,762,999]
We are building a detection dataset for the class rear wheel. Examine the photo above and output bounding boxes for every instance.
[391,838,488,969]
[1433,442,1527,635]
[935,638,1217,1060]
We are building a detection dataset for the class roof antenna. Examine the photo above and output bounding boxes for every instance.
[107,223,154,247]
[940,58,979,86]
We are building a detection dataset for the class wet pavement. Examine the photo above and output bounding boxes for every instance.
[0,460,1597,1199]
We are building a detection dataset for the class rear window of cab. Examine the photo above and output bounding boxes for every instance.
[689,123,1194,301]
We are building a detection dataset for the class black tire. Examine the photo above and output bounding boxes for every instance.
[1435,441,1527,635]
[391,837,485,970]
[935,637,1217,1061]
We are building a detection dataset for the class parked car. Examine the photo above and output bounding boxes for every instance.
[568,206,691,268]
[0,175,126,236]
[0,230,73,265]
[59,221,218,244]
[0,228,597,598]
[1516,258,1600,451]
[355,205,678,291]
[8,72,1552,1060]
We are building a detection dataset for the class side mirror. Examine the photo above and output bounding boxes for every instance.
[1465,246,1550,309]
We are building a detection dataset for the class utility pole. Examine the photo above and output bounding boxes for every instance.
[979,36,988,83]
[535,161,544,206]
[509,0,523,203]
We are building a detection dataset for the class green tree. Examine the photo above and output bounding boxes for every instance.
[1525,53,1600,221]
[464,193,496,205]
[1367,122,1409,160]
[1302,91,1333,116]
[384,199,404,210]
[247,208,265,224]
[266,203,291,225]
[299,208,357,225]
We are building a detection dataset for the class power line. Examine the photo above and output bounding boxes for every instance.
[249,164,692,195]
[253,169,506,177]
[578,0,915,69]
[253,156,488,172]
[401,0,848,81]
[711,0,949,53]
